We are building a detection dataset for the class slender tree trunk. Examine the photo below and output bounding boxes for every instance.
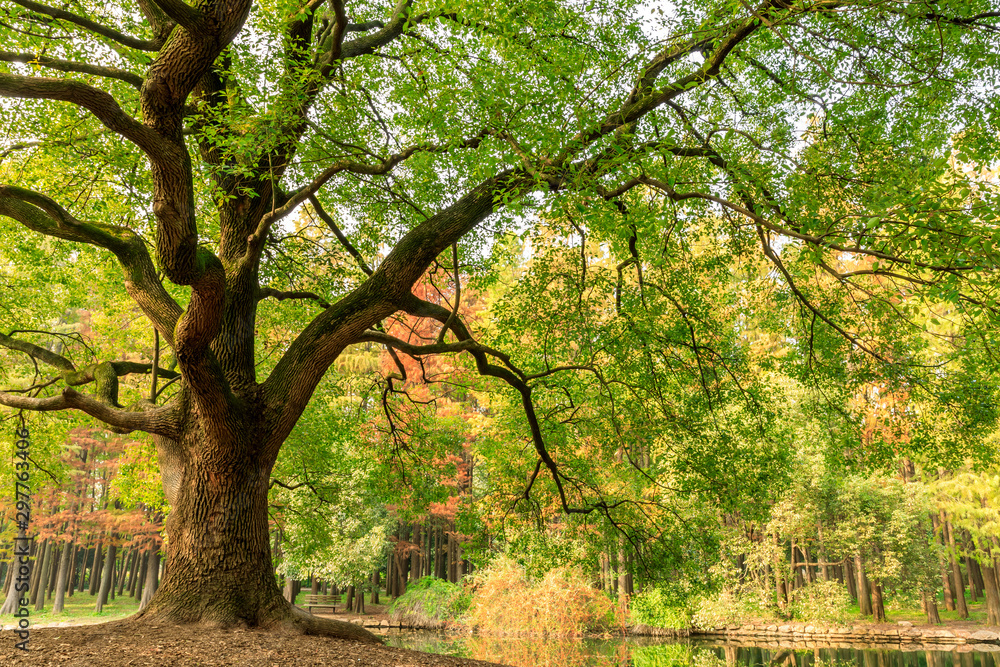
[922,591,941,624]
[116,548,131,599]
[855,555,873,617]
[67,543,78,598]
[421,526,434,577]
[1,558,12,594]
[968,556,985,601]
[96,543,118,612]
[134,551,148,601]
[618,537,628,603]
[371,570,379,605]
[78,544,91,593]
[932,514,955,611]
[140,549,160,610]
[53,541,74,613]
[979,554,1000,626]
[89,541,104,596]
[128,550,142,598]
[872,583,886,622]
[32,540,52,610]
[386,548,395,598]
[410,525,421,584]
[283,577,295,604]
[845,558,857,601]
[345,585,354,611]
[944,516,969,619]
[0,540,35,615]
[46,545,61,600]
[354,585,364,614]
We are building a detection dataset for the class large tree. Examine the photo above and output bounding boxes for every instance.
[1,0,997,639]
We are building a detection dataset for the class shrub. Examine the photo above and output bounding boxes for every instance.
[389,576,469,629]
[466,556,615,636]
[788,580,853,623]
[690,585,776,628]
[630,587,690,630]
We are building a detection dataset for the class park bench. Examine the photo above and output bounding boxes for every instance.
[302,594,338,615]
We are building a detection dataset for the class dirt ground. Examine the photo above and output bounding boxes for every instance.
[0,620,504,667]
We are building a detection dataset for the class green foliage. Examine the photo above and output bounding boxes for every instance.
[629,587,690,630]
[788,581,854,624]
[690,587,776,629]
[388,576,470,629]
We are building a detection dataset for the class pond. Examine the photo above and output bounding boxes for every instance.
[384,631,1000,667]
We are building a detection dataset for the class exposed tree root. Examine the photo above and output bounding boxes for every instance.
[128,594,382,644]
[285,605,383,643]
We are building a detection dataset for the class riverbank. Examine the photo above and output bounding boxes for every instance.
[686,622,1000,648]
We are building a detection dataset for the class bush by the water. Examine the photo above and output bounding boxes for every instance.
[630,586,690,630]
[690,585,776,629]
[467,556,617,636]
[789,580,854,623]
[388,576,470,629]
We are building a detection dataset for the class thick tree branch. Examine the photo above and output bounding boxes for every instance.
[0,388,182,437]
[0,73,169,157]
[0,186,183,346]
[0,331,74,372]
[258,287,331,309]
[8,0,163,50]
[0,52,143,89]
[148,0,206,33]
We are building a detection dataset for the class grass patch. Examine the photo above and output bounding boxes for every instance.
[3,592,140,626]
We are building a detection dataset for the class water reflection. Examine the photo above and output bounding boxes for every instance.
[384,631,1000,667]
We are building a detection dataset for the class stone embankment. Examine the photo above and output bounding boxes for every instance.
[345,616,1000,651]
[669,622,1000,650]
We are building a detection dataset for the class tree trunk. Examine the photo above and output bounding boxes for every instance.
[618,538,628,602]
[140,549,160,610]
[117,548,133,598]
[345,585,354,611]
[410,525,421,584]
[96,543,118,612]
[46,545,61,600]
[32,540,52,610]
[283,577,295,604]
[371,570,379,605]
[354,585,364,614]
[386,549,395,598]
[0,540,34,615]
[922,591,941,624]
[66,543,78,598]
[932,514,955,611]
[944,516,969,619]
[78,545,92,593]
[131,550,146,599]
[855,555,873,617]
[89,541,104,596]
[980,556,1000,626]
[53,541,74,613]
[872,583,886,622]
[845,557,857,601]
[968,556,985,601]
[126,426,378,642]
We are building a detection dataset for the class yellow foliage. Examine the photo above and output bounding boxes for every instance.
[466,557,615,636]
